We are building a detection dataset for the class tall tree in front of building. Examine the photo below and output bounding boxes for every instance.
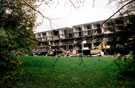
[108,0,135,76]
[0,0,37,87]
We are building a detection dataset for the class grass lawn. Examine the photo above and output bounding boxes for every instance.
[15,56,135,88]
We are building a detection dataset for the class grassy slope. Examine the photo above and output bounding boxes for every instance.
[16,56,134,88]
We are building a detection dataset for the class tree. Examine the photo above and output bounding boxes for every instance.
[0,0,91,87]
[107,0,135,77]
[107,0,135,54]
[0,0,37,87]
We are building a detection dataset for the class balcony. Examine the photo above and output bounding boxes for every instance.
[47,36,53,41]
[59,35,65,39]
[53,36,59,40]
[88,30,96,35]
[82,31,88,36]
[42,37,47,41]
[73,32,82,38]
[52,43,58,46]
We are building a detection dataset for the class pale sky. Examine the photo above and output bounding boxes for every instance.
[35,0,117,33]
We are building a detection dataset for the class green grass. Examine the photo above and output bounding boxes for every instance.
[15,56,135,88]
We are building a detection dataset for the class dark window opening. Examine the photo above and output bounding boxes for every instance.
[53,31,59,36]
[97,24,102,33]
[97,24,101,28]
[79,32,81,36]
[78,27,82,31]
[115,18,124,24]
[42,33,46,36]
[84,44,88,47]
[69,33,73,38]
[87,25,91,29]
[69,45,73,49]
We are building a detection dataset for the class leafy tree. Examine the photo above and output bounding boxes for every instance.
[0,0,88,87]
[0,0,37,87]
[108,0,135,77]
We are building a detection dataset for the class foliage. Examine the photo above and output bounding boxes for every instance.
[114,55,135,88]
[108,0,135,78]
[0,0,37,87]
[114,56,135,75]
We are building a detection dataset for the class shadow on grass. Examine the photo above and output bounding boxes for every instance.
[79,56,85,66]
[51,56,86,67]
[51,57,60,67]
[116,72,135,88]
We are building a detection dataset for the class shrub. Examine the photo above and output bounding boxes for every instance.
[114,55,135,75]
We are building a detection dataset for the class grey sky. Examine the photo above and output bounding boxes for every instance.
[35,0,117,33]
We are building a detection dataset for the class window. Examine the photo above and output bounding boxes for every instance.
[84,44,88,47]
[78,27,82,31]
[69,45,73,49]
[87,25,91,29]
[42,33,46,36]
[69,33,73,38]
[53,31,59,36]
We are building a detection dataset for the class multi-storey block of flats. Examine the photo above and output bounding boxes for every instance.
[34,15,135,56]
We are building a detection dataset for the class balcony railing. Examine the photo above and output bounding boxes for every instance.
[88,30,96,35]
[53,36,59,40]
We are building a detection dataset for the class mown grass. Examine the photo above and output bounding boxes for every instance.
[15,56,135,88]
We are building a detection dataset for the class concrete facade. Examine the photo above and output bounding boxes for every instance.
[34,15,135,56]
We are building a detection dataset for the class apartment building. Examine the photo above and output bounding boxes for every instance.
[34,15,135,56]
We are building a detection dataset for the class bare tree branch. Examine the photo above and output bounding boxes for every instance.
[42,0,51,8]
[24,1,53,29]
[36,0,44,8]
[93,0,95,7]
[69,0,78,8]
[102,0,135,26]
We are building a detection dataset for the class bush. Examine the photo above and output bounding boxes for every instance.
[0,52,22,87]
[114,55,135,75]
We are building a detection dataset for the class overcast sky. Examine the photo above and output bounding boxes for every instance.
[35,0,117,33]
